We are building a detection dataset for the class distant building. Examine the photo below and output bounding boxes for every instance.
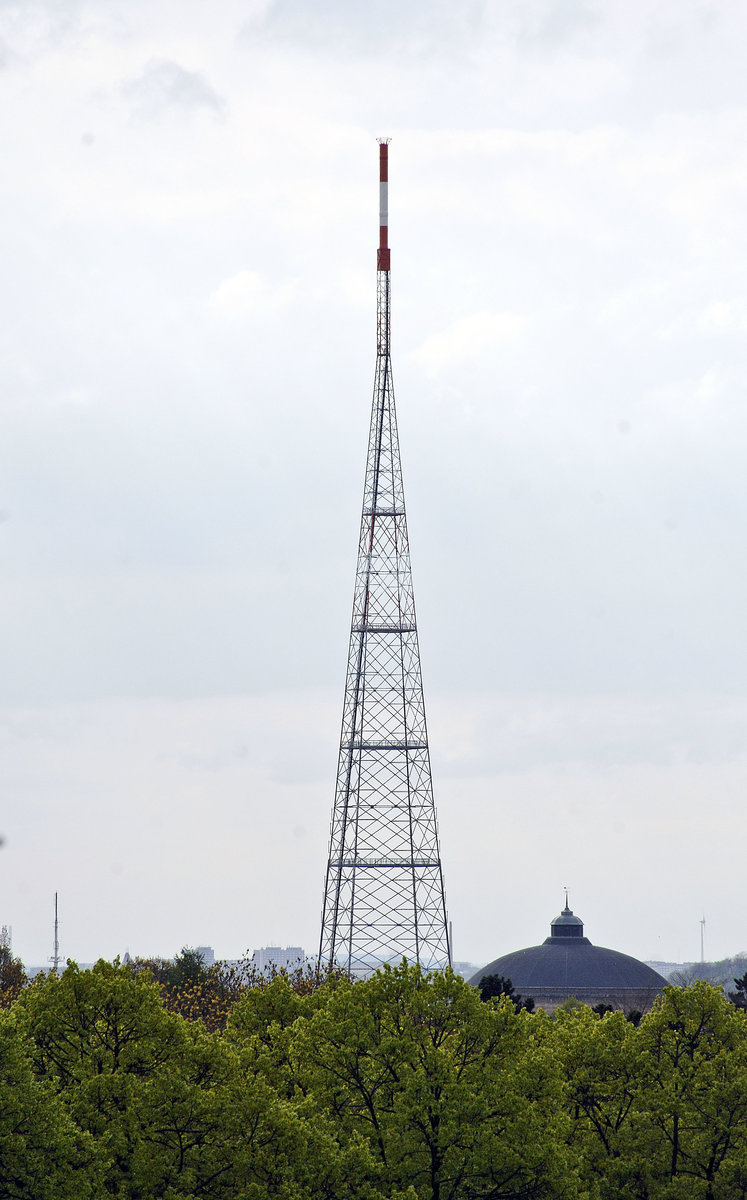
[251,946,306,972]
[195,946,215,968]
[451,960,484,980]
[470,900,667,1014]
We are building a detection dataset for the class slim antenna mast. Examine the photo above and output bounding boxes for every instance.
[319,140,450,976]
[700,914,706,964]
[50,892,60,974]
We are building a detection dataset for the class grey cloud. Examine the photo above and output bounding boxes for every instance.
[122,59,226,120]
[429,692,747,777]
[250,0,487,58]
[514,0,598,50]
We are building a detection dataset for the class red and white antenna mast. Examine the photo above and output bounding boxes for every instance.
[319,141,450,976]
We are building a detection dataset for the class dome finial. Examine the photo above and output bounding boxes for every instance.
[564,886,569,913]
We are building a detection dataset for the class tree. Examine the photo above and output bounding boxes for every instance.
[552,1003,645,1200]
[0,1012,96,1198]
[476,973,535,1012]
[134,951,342,1034]
[669,956,747,993]
[129,955,174,986]
[634,982,747,1198]
[295,962,574,1200]
[123,1022,333,1200]
[132,949,239,1032]
[591,1003,614,1018]
[225,969,345,1103]
[728,971,747,1011]
[14,959,350,1199]
[166,946,207,988]
[0,944,26,1009]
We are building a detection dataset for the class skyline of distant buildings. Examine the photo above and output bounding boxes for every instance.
[10,926,743,988]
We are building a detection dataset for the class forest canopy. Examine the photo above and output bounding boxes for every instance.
[1,960,746,1199]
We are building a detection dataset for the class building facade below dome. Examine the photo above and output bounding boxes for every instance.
[470,902,667,1014]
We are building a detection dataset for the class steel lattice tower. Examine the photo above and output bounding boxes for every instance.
[319,141,450,977]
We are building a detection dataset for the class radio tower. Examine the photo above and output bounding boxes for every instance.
[319,141,450,977]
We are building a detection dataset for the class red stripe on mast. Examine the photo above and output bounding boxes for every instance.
[379,142,388,182]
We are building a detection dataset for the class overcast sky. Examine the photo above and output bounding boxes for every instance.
[2,0,747,969]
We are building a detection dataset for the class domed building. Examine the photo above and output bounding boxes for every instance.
[470,899,667,1013]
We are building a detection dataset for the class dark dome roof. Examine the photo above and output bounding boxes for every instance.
[470,903,667,1001]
